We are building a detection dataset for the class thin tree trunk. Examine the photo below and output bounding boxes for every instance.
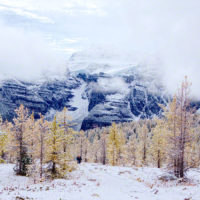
[157,150,160,168]
[102,139,106,165]
[40,132,43,179]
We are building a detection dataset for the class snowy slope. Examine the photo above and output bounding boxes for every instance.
[0,163,200,200]
[68,82,89,130]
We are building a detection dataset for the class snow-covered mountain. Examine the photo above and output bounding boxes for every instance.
[0,50,183,130]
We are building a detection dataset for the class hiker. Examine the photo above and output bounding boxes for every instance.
[76,156,82,164]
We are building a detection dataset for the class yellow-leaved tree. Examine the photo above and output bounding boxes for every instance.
[99,129,107,165]
[107,123,125,166]
[126,134,138,166]
[0,116,8,163]
[29,114,49,180]
[164,77,195,178]
[56,107,75,171]
[25,113,36,160]
[149,119,167,168]
[46,116,65,178]
[137,121,150,166]
[7,105,31,175]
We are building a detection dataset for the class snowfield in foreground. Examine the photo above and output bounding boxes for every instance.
[0,163,200,200]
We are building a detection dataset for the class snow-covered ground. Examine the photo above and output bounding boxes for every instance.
[0,163,200,200]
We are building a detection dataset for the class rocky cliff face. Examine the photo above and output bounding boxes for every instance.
[80,75,168,130]
[0,68,169,130]
[0,77,80,121]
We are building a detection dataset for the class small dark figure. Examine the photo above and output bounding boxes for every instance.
[76,156,82,164]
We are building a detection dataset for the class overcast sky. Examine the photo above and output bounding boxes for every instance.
[0,0,200,97]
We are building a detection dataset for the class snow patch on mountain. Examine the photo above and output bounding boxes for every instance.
[68,82,89,130]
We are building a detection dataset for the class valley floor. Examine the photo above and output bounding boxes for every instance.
[0,163,200,200]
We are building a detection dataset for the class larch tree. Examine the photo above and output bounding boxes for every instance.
[149,119,167,168]
[25,113,36,160]
[118,130,126,166]
[99,129,107,165]
[8,105,31,175]
[165,77,195,178]
[80,131,92,163]
[126,134,138,166]
[82,137,89,162]
[56,107,75,171]
[107,123,124,166]
[78,130,85,159]
[32,114,49,179]
[164,95,179,175]
[0,116,8,163]
[137,121,150,166]
[91,134,100,163]
[46,116,65,178]
[185,135,199,168]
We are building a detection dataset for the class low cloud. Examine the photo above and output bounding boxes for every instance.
[0,21,66,81]
[0,0,200,99]
[89,76,129,97]
[97,77,129,94]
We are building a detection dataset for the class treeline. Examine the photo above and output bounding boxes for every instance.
[0,77,199,179]
[76,77,200,178]
[0,107,77,180]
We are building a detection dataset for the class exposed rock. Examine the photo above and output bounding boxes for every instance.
[0,66,198,131]
[0,77,81,120]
